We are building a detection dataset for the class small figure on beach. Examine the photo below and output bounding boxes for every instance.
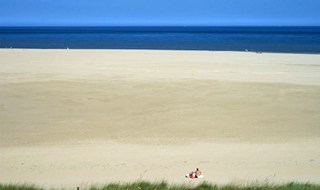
[186,168,202,179]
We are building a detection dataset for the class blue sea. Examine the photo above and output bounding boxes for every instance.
[0,27,320,53]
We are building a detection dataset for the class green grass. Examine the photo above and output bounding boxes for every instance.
[0,183,43,190]
[1,181,320,190]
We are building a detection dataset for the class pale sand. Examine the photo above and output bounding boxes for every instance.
[0,49,320,187]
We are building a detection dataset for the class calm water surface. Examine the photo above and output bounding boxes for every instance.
[0,27,320,53]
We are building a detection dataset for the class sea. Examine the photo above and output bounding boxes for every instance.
[0,26,320,53]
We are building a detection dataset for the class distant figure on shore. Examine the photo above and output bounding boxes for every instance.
[186,168,202,179]
[195,168,202,177]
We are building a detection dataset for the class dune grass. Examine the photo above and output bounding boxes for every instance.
[1,181,320,190]
[0,183,42,190]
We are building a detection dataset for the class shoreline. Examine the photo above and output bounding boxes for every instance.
[1,48,320,55]
[1,49,320,86]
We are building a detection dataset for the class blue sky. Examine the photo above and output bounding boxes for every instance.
[0,0,319,26]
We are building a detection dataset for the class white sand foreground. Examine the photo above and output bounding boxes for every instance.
[0,49,320,188]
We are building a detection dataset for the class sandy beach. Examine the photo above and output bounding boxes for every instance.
[0,49,320,188]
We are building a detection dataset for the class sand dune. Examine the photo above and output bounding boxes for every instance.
[0,49,320,187]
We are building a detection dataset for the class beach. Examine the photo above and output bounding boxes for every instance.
[0,49,320,188]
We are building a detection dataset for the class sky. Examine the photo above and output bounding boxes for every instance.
[0,0,319,26]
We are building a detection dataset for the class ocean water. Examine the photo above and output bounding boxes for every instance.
[0,26,320,53]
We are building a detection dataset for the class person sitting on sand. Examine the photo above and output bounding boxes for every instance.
[195,168,202,178]
[188,171,196,178]
[187,168,202,178]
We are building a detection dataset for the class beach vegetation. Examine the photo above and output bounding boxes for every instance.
[1,181,320,190]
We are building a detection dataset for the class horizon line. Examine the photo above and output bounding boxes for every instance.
[1,25,320,27]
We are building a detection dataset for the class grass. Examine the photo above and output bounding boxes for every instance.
[0,183,43,190]
[1,181,320,190]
